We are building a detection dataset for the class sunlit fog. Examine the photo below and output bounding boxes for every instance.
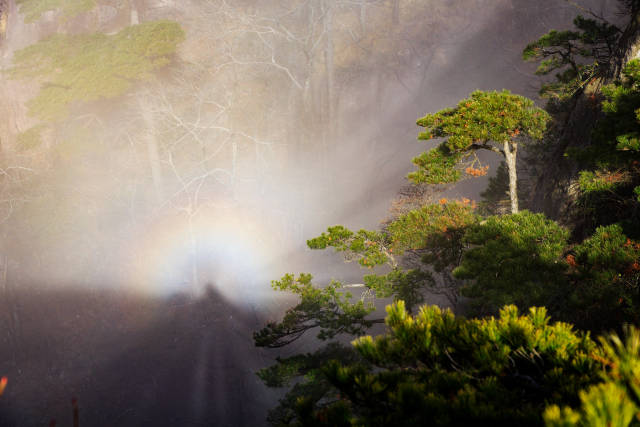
[0,0,620,425]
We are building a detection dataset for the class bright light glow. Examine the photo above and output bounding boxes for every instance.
[121,205,282,305]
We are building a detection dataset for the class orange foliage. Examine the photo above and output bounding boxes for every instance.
[465,165,489,176]
[0,377,7,396]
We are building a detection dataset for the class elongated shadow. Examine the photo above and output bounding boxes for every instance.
[0,283,280,427]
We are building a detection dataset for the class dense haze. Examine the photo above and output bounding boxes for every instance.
[0,0,617,425]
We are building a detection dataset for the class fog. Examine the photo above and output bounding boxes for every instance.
[0,0,615,425]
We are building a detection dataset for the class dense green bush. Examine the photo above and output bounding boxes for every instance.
[9,20,185,121]
[296,302,601,426]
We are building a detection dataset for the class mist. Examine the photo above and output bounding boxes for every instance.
[0,0,616,425]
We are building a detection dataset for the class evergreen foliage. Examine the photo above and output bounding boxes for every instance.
[545,326,640,427]
[256,4,640,425]
[307,201,478,309]
[590,59,640,166]
[387,201,477,303]
[454,211,569,315]
[361,269,432,312]
[8,20,185,121]
[253,273,376,348]
[255,205,473,351]
[566,224,640,331]
[16,125,44,151]
[256,207,640,424]
[16,0,96,23]
[387,201,477,263]
[256,342,362,426]
[415,90,548,155]
[578,169,630,193]
[305,223,436,310]
[412,90,547,184]
[572,60,640,237]
[307,226,393,269]
[411,90,549,213]
[408,144,461,184]
[298,302,600,426]
[522,15,619,99]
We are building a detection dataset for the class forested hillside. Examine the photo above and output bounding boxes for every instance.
[254,1,640,425]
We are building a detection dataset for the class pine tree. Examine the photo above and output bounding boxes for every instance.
[522,15,619,99]
[16,0,96,23]
[522,1,640,100]
[300,302,601,426]
[9,20,185,122]
[565,224,640,331]
[411,90,549,213]
[545,326,640,427]
[453,211,569,315]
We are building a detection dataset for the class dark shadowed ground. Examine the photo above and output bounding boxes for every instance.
[0,285,281,426]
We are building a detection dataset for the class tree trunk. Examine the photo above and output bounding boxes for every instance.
[231,135,237,199]
[359,0,367,34]
[0,0,8,42]
[322,1,335,182]
[612,6,640,80]
[504,140,518,214]
[139,97,164,203]
[391,0,400,25]
[188,213,198,288]
[1,254,7,294]
[132,0,164,204]
[324,2,335,142]
[130,0,144,25]
[131,0,160,202]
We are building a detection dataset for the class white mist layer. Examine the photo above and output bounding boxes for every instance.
[0,0,617,309]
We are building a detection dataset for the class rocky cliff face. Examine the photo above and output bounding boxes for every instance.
[526,93,601,228]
